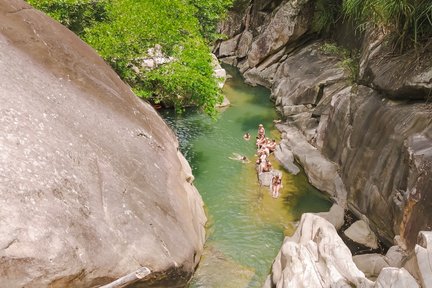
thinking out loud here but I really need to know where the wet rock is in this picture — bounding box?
[189,244,255,288]
[258,170,282,187]
[272,42,347,108]
[0,1,205,286]
[344,220,379,249]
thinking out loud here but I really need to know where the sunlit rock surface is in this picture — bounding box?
[0,1,205,287]
[265,213,374,288]
[344,220,379,249]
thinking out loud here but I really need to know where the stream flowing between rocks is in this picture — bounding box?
[160,66,332,287]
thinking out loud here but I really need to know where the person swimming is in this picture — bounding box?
[243,132,251,141]
[229,152,250,163]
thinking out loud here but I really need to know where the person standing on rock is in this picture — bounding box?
[257,124,265,138]
[271,174,282,198]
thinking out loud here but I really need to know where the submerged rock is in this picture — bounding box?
[0,1,205,286]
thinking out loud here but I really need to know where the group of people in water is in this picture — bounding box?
[243,124,282,198]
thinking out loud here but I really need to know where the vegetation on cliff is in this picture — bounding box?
[313,0,432,52]
[27,0,232,116]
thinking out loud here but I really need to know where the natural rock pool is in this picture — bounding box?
[160,67,332,287]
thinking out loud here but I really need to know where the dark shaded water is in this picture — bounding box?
[160,67,331,287]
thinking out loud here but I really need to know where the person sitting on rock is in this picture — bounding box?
[257,124,265,138]
[258,145,270,157]
[267,139,277,153]
[262,161,272,173]
[271,174,282,198]
[256,135,267,149]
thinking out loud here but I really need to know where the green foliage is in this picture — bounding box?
[28,0,226,116]
[26,0,109,36]
[320,42,359,83]
[85,0,223,116]
[190,0,234,41]
[342,0,432,51]
[312,0,342,34]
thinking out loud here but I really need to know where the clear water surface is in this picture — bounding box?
[160,67,331,287]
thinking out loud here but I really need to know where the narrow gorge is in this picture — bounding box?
[1,0,432,287]
[214,0,432,286]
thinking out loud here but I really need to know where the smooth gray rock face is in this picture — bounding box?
[274,140,300,175]
[360,28,432,100]
[0,1,206,287]
[247,0,313,68]
[322,86,432,247]
[276,124,347,207]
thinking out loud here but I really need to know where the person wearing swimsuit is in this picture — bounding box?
[271,174,282,198]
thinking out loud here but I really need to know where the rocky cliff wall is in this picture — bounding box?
[215,0,432,250]
[0,0,205,287]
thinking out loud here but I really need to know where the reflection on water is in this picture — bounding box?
[159,66,331,287]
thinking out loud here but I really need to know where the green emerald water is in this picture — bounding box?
[160,66,331,287]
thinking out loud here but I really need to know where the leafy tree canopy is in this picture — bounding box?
[27,0,233,117]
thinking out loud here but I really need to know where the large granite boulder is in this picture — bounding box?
[265,213,374,288]
[0,1,206,287]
